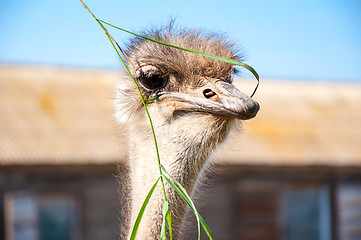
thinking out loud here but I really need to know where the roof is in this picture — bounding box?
[1,65,360,167]
[0,65,126,165]
[217,79,361,166]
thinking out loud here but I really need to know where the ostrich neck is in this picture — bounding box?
[126,115,229,239]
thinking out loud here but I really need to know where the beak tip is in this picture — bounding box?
[251,101,260,114]
[243,100,260,119]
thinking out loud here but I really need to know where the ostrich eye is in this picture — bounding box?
[136,65,168,90]
[139,74,168,90]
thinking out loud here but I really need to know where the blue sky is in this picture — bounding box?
[0,0,360,81]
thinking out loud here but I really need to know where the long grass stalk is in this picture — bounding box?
[80,1,259,239]
[79,1,169,238]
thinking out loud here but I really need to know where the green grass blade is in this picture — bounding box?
[161,172,214,240]
[161,166,214,240]
[161,201,168,240]
[161,174,198,235]
[161,201,173,240]
[166,208,173,240]
[129,177,161,240]
[98,19,259,97]
[160,167,201,239]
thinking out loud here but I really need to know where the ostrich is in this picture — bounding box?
[114,25,259,239]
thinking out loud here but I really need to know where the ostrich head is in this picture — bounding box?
[115,25,259,130]
[114,24,259,239]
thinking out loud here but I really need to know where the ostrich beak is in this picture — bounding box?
[157,80,259,120]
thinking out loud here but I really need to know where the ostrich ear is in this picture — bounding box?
[113,77,141,124]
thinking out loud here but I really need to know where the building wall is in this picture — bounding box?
[186,165,361,240]
[0,165,121,240]
[1,164,361,240]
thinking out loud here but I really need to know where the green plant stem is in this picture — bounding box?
[80,2,259,239]
[79,0,168,210]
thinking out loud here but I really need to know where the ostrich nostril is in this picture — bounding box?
[203,89,217,99]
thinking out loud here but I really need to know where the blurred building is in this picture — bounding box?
[0,65,360,240]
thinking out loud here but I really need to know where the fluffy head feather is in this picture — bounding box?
[114,24,250,125]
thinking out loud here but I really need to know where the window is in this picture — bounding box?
[338,184,361,240]
[281,186,331,240]
[4,191,82,240]
[236,180,332,240]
